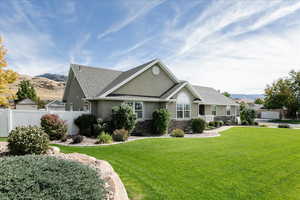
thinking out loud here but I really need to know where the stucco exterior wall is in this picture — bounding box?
[113,64,175,97]
[65,75,85,111]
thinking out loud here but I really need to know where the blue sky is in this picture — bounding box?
[1,0,300,94]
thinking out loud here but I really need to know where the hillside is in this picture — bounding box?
[8,74,65,101]
[36,73,68,82]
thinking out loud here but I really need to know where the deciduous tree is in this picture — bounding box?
[0,36,18,107]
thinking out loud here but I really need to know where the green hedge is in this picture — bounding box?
[0,155,105,199]
[152,109,171,135]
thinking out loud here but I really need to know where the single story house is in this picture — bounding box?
[63,59,239,133]
[15,98,38,110]
[45,100,66,111]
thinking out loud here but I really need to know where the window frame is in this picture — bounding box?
[124,101,144,120]
[176,103,191,120]
[226,105,231,116]
[212,105,217,116]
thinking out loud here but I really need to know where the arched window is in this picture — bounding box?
[176,91,191,119]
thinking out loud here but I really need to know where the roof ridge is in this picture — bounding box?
[71,63,122,73]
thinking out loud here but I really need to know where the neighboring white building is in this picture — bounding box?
[45,100,66,111]
[15,98,38,110]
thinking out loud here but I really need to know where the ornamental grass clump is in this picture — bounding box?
[0,155,105,199]
[171,128,185,137]
[8,126,49,155]
[112,129,129,141]
[97,132,113,144]
[41,114,67,140]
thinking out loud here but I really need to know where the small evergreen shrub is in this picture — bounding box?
[191,118,206,133]
[72,135,84,144]
[74,114,97,137]
[112,129,129,141]
[254,122,259,126]
[171,129,185,137]
[278,124,290,128]
[242,121,249,125]
[97,132,113,144]
[240,108,256,125]
[111,104,136,133]
[260,124,268,128]
[218,121,224,126]
[152,109,171,135]
[0,155,105,199]
[93,119,110,134]
[208,121,215,127]
[8,126,49,155]
[41,114,67,140]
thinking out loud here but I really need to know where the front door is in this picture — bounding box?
[199,104,205,116]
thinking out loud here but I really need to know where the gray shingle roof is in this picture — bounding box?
[71,64,122,98]
[192,85,238,105]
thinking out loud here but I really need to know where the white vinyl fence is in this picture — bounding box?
[0,109,89,137]
[261,111,280,119]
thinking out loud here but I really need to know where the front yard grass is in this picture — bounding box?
[0,137,7,142]
[56,127,300,200]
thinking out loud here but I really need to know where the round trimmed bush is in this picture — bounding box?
[97,132,113,144]
[0,155,105,199]
[8,126,49,155]
[74,114,97,137]
[171,129,185,137]
[112,129,129,141]
[41,114,67,140]
[72,135,84,144]
[152,109,171,135]
[191,118,206,133]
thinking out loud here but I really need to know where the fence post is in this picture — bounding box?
[7,109,13,132]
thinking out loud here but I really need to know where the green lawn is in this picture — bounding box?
[57,127,300,200]
[0,137,7,142]
[270,119,300,124]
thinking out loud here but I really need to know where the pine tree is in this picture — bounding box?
[16,80,37,101]
[0,36,18,107]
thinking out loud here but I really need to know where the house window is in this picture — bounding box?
[176,103,191,119]
[212,105,217,116]
[226,106,231,116]
[125,102,143,119]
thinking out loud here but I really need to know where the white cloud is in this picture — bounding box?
[97,0,166,39]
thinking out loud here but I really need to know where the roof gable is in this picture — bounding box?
[98,59,179,97]
[192,85,238,105]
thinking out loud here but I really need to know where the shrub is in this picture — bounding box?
[72,135,84,144]
[41,114,67,140]
[254,122,259,126]
[152,109,171,135]
[278,124,290,128]
[218,121,224,126]
[8,126,49,155]
[241,121,249,125]
[171,129,185,137]
[208,121,215,127]
[191,118,206,133]
[0,155,105,199]
[97,132,113,144]
[111,104,136,133]
[240,108,256,125]
[260,124,268,128]
[93,119,110,134]
[74,114,97,137]
[112,129,129,141]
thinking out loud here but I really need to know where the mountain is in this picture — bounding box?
[231,94,264,100]
[8,74,65,101]
[36,73,68,82]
